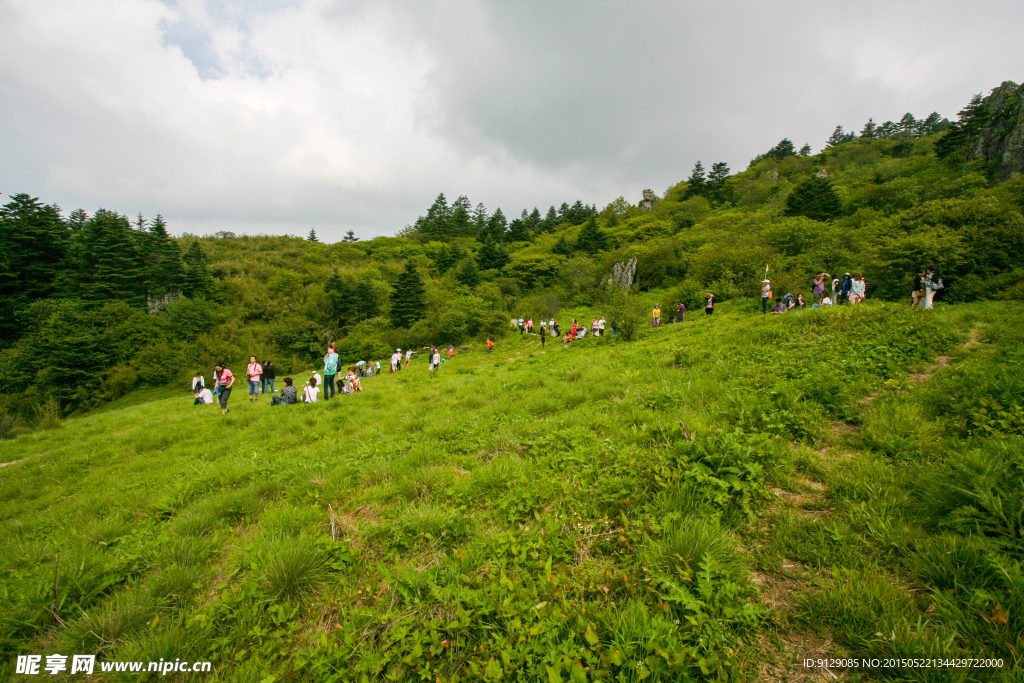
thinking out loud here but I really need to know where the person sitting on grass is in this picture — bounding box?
[770,298,786,314]
[346,365,362,392]
[302,377,319,403]
[194,386,213,405]
[272,377,298,405]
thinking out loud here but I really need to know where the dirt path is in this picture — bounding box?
[753,328,983,680]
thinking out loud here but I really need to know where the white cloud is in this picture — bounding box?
[1,0,1022,241]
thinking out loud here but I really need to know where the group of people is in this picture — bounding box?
[912,268,943,309]
[655,294,715,326]
[762,272,869,314]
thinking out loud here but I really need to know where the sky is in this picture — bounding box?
[1,1,1022,242]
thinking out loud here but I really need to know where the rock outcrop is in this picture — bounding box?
[640,189,660,212]
[967,81,1024,182]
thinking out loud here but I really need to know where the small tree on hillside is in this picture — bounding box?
[390,262,426,328]
[784,176,843,222]
[684,161,706,197]
[825,125,856,148]
[343,230,359,242]
[308,228,319,243]
[860,118,878,139]
[575,217,608,254]
[455,257,481,288]
[799,143,812,156]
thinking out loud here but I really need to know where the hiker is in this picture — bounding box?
[913,270,929,309]
[211,366,222,397]
[486,338,494,354]
[323,345,339,400]
[404,348,413,367]
[761,279,772,314]
[839,273,852,304]
[598,317,606,335]
[448,345,454,360]
[923,267,942,309]
[391,349,401,372]
[820,294,833,306]
[831,275,840,302]
[246,356,262,402]
[527,318,533,333]
[576,325,588,339]
[676,301,685,323]
[652,305,661,327]
[797,294,806,310]
[194,385,213,405]
[302,377,319,403]
[813,273,826,303]
[592,318,600,335]
[770,298,786,314]
[850,274,866,304]
[192,371,205,393]
[431,347,441,371]
[783,293,795,310]
[571,319,578,339]
[705,293,714,315]
[215,363,234,415]
[272,377,298,405]
[540,321,547,346]
[346,365,363,392]
[262,360,276,394]
[518,317,525,335]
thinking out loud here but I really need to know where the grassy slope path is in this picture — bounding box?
[1,302,1021,682]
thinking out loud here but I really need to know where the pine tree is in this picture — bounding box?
[707,162,730,201]
[551,236,573,256]
[75,209,146,306]
[799,143,812,156]
[142,214,185,298]
[936,94,988,161]
[67,208,89,232]
[768,139,796,160]
[473,203,489,235]
[477,238,509,271]
[684,161,707,198]
[899,113,917,136]
[877,121,898,138]
[434,243,463,274]
[506,210,530,242]
[343,230,359,242]
[825,125,855,148]
[351,277,381,321]
[325,273,356,328]
[527,208,542,234]
[390,262,426,328]
[784,176,843,222]
[416,193,451,242]
[308,228,319,243]
[860,118,878,139]
[557,202,571,224]
[0,194,70,343]
[542,205,558,231]
[484,207,507,242]
[455,257,481,288]
[576,217,608,254]
[451,195,473,237]
[182,241,214,299]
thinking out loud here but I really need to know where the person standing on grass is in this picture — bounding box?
[839,273,852,304]
[272,377,297,405]
[391,349,401,372]
[652,305,661,327]
[215,363,234,415]
[431,347,441,372]
[487,338,495,354]
[323,345,339,401]
[448,345,455,360]
[405,348,414,367]
[850,274,866,304]
[831,275,840,303]
[552,319,560,337]
[761,279,772,314]
[540,321,547,347]
[923,267,941,309]
[246,357,262,403]
[676,301,686,323]
[302,377,319,403]
[812,273,825,303]
[705,293,715,315]
[599,316,606,335]
[192,371,205,394]
[262,360,276,394]
[571,319,578,339]
[911,270,925,308]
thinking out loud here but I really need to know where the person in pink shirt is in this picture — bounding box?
[246,356,263,402]
[214,363,235,415]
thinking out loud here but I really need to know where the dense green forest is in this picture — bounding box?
[1,82,1022,422]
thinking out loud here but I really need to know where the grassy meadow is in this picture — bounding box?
[2,300,1023,682]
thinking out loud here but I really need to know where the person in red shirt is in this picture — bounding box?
[214,363,235,415]
[486,338,495,354]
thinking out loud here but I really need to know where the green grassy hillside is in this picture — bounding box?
[3,301,1022,681]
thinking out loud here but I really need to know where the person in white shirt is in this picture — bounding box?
[194,387,213,405]
[405,349,413,367]
[310,369,321,388]
[302,377,320,403]
[598,317,606,335]
[192,372,205,393]
[391,349,401,373]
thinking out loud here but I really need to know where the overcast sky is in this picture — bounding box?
[1,1,1021,241]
